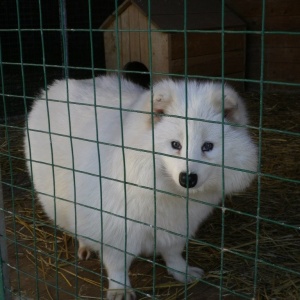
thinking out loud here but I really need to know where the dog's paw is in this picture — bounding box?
[77,246,92,260]
[107,289,136,300]
[186,266,205,282]
[171,265,204,283]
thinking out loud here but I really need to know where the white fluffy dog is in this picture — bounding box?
[24,75,257,299]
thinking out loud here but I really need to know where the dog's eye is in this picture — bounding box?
[202,142,214,152]
[171,141,182,150]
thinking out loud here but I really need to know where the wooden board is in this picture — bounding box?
[225,0,300,24]
[247,34,300,49]
[245,33,300,88]
[248,61,300,81]
[249,47,300,64]
[170,50,245,77]
[151,29,170,75]
[225,0,300,91]
[119,8,130,67]
[132,0,245,30]
[103,23,117,71]
[128,4,141,62]
[171,30,245,60]
[138,9,150,68]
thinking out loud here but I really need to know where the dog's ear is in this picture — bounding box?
[211,85,248,125]
[144,81,174,124]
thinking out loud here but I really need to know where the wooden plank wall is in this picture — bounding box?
[170,30,246,90]
[225,0,300,91]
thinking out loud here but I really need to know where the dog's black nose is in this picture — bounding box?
[179,172,198,188]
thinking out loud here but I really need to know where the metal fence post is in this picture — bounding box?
[0,168,11,300]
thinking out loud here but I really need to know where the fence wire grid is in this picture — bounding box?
[1,0,300,300]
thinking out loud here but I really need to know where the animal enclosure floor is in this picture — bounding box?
[2,162,235,300]
[1,91,300,299]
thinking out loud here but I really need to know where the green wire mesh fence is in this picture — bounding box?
[1,0,300,299]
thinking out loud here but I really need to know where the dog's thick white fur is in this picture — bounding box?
[24,75,257,299]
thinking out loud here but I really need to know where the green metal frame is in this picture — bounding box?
[0,0,300,299]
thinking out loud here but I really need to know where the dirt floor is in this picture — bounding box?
[1,89,300,299]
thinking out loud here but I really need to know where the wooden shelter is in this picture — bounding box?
[101,0,246,84]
